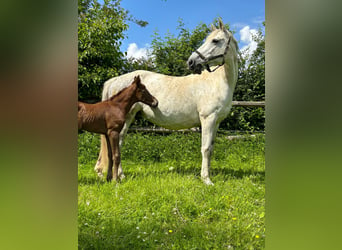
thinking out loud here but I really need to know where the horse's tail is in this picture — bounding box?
[102,80,112,101]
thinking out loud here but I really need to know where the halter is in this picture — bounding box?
[194,35,231,72]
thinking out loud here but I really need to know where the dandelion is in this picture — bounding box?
[169,230,173,233]
[255,234,260,239]
[232,217,237,221]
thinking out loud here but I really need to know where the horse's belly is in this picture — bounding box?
[141,105,200,130]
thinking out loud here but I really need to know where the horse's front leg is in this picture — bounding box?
[200,114,219,185]
[108,130,120,182]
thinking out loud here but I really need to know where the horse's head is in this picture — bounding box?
[133,75,158,108]
[187,19,236,74]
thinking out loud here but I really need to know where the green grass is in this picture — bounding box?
[78,131,265,249]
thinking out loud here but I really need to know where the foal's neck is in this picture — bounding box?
[109,86,137,114]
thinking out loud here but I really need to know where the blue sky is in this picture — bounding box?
[119,0,265,59]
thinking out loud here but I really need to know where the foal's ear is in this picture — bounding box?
[134,75,141,84]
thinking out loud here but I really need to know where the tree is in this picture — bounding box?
[78,0,129,101]
[223,24,265,131]
[150,18,231,76]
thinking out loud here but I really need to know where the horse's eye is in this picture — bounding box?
[212,39,220,44]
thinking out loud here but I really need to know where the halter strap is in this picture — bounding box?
[194,35,231,72]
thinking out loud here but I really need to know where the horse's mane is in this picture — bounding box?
[225,29,239,51]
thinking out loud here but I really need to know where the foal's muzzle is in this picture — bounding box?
[151,98,158,108]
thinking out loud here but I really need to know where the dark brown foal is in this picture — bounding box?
[78,75,158,182]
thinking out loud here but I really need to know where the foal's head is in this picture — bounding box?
[133,75,158,108]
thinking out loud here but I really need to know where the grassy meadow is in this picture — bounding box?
[78,131,265,249]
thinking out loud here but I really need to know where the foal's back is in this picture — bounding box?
[78,101,122,134]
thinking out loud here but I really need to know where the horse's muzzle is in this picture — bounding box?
[187,58,203,74]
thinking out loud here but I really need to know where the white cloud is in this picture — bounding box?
[239,26,259,59]
[126,43,151,60]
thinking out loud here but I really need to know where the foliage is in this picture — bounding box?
[78,131,265,249]
[78,0,128,100]
[226,25,265,131]
[78,0,149,101]
[150,19,207,76]
[149,18,233,76]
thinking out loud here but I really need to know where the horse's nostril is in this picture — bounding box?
[188,59,194,67]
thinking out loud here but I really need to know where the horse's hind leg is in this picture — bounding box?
[200,114,219,185]
[94,135,108,178]
[117,106,140,180]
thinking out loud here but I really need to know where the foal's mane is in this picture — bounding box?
[108,78,138,101]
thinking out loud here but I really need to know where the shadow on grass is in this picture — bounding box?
[78,164,265,186]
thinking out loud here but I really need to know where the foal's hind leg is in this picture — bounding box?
[108,130,120,182]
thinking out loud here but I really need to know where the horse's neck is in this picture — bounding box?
[222,50,238,88]
[109,87,137,115]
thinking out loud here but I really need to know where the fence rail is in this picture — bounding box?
[232,101,265,107]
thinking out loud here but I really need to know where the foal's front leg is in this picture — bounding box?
[105,134,113,182]
[108,130,120,182]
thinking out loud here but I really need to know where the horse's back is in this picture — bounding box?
[102,69,232,130]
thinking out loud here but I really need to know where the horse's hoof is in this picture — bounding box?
[95,170,104,178]
[202,178,214,186]
[119,173,126,181]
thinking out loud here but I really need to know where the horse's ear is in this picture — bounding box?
[211,24,217,31]
[219,18,225,30]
